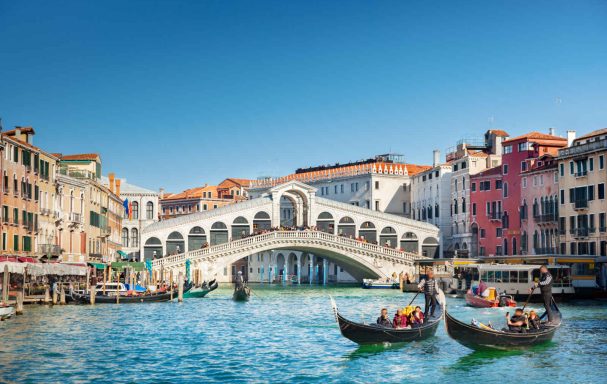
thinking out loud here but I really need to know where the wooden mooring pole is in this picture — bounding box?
[1,264,8,304]
[15,292,24,315]
[170,270,174,301]
[178,272,184,303]
[60,285,66,305]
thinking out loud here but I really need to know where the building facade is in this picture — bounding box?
[470,166,503,256]
[557,128,607,257]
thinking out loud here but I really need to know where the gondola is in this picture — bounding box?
[71,282,193,304]
[445,299,561,350]
[184,279,219,298]
[232,285,251,302]
[330,296,443,344]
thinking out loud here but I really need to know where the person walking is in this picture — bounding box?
[417,269,440,319]
[530,265,554,323]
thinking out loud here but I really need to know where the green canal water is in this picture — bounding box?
[1,286,606,383]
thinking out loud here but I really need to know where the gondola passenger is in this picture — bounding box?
[393,309,408,328]
[376,308,392,327]
[505,308,526,333]
[528,310,541,330]
[411,306,424,325]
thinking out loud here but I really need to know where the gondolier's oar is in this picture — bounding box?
[407,291,420,306]
[522,286,535,311]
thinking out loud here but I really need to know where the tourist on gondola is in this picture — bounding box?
[505,308,526,333]
[417,269,440,319]
[530,265,554,323]
[376,308,392,327]
[411,306,424,325]
[528,310,541,330]
[392,309,408,328]
[235,271,244,290]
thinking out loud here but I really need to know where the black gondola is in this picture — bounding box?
[233,285,251,302]
[330,297,442,344]
[71,282,193,304]
[445,300,562,350]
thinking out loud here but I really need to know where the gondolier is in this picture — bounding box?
[530,265,554,323]
[417,269,440,319]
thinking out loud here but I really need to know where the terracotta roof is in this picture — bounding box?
[471,166,502,178]
[59,153,100,161]
[488,129,509,137]
[161,185,219,201]
[502,131,567,145]
[405,164,432,175]
[467,150,489,158]
[1,132,41,152]
[3,126,36,136]
[218,178,252,188]
[575,128,607,142]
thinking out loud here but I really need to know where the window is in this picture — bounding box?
[503,164,508,174]
[131,228,139,247]
[560,163,564,177]
[480,229,486,238]
[496,228,503,237]
[495,180,502,189]
[522,177,527,188]
[471,183,476,192]
[570,161,574,175]
[521,161,528,172]
[375,201,380,211]
[340,184,344,194]
[462,197,466,213]
[518,142,530,152]
[122,228,129,247]
[599,183,605,200]
[146,202,154,219]
[13,234,19,251]
[503,182,508,198]
[472,203,477,216]
[334,185,338,194]
[560,189,565,205]
[461,161,467,169]
[503,145,512,154]
[375,181,379,190]
[132,202,139,219]
[600,155,605,170]
[589,158,594,172]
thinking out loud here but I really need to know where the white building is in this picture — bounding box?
[411,149,453,254]
[102,174,159,261]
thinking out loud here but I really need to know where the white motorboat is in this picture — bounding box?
[0,305,15,320]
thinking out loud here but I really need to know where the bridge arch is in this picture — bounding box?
[232,216,250,240]
[380,226,397,248]
[422,237,440,258]
[400,232,418,253]
[166,231,184,255]
[210,222,228,245]
[144,237,162,260]
[271,181,317,227]
[253,211,271,232]
[317,212,335,234]
[337,216,355,237]
[188,226,206,251]
[359,221,377,243]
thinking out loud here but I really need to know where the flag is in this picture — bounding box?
[123,198,129,217]
[128,201,133,220]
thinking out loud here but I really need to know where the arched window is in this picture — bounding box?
[462,197,466,213]
[503,182,509,198]
[132,201,139,219]
[146,202,154,219]
[131,228,139,247]
[122,228,129,247]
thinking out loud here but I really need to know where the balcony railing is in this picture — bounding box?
[559,137,607,158]
[536,214,558,223]
[570,228,589,237]
[574,199,588,209]
[488,211,503,221]
[26,221,39,233]
[38,244,61,256]
[574,170,587,178]
[69,212,83,224]
[600,226,607,233]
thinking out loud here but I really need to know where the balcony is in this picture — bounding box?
[574,170,587,178]
[559,137,607,158]
[40,208,52,216]
[101,227,111,237]
[536,214,558,223]
[59,167,97,180]
[574,199,588,210]
[26,221,39,233]
[570,228,589,238]
[534,247,558,255]
[488,211,503,221]
[600,226,607,233]
[38,244,61,256]
[69,212,83,224]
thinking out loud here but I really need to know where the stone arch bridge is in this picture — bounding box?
[142,181,440,282]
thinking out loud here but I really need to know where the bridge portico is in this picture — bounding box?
[142,181,440,282]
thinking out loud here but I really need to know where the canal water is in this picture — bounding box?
[1,286,606,383]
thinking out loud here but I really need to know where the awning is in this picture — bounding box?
[110,262,145,272]
[1,261,87,276]
[117,250,129,259]
[87,262,106,269]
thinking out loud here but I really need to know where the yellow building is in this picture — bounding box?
[557,128,607,257]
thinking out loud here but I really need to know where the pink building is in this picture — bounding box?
[520,154,560,255]
[470,166,503,256]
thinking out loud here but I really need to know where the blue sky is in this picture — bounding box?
[1,0,606,192]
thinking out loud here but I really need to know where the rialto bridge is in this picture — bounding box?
[141,181,440,283]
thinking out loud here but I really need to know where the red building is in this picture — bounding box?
[470,131,567,256]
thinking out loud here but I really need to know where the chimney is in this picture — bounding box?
[548,127,556,136]
[159,188,165,199]
[567,130,576,147]
[432,149,440,167]
[15,127,21,141]
[115,179,121,196]
[108,173,115,194]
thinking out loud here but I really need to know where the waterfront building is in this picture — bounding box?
[249,154,430,219]
[0,127,44,258]
[37,150,61,260]
[55,172,87,262]
[469,166,503,256]
[446,130,507,257]
[410,150,453,253]
[520,154,560,255]
[160,178,250,221]
[101,174,159,261]
[56,153,123,263]
[557,128,607,258]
